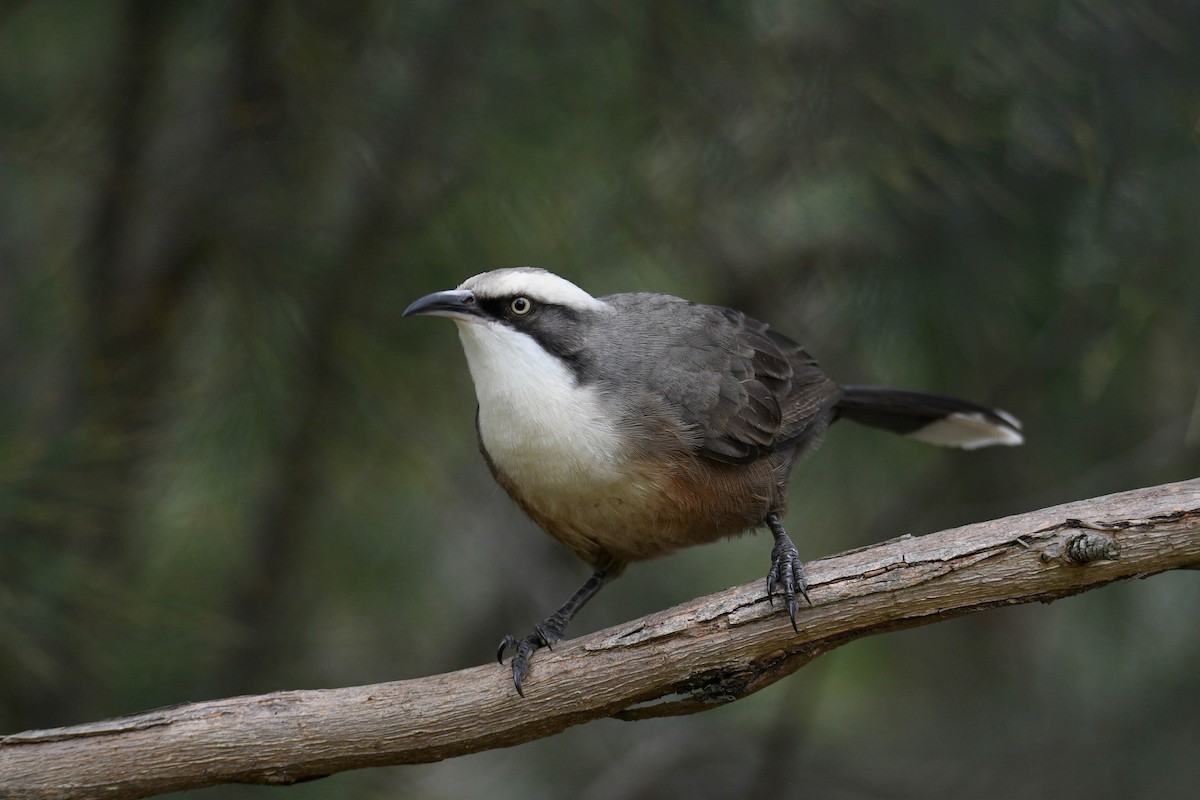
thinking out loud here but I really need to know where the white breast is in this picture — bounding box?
[455,321,626,494]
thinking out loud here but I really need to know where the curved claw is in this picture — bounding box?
[493,569,611,697]
[532,624,554,650]
[496,634,519,664]
[504,634,548,697]
[510,638,537,697]
[764,521,811,632]
[496,627,562,696]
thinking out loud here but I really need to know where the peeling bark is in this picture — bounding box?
[2,478,1198,800]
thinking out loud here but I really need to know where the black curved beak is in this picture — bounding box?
[403,289,481,322]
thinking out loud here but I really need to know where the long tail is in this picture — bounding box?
[834,385,1023,450]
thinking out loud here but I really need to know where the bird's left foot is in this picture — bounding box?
[764,512,811,631]
[496,621,564,697]
[493,570,612,697]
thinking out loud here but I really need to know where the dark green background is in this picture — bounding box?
[2,2,1198,798]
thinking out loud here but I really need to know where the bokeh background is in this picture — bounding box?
[3,1,1199,798]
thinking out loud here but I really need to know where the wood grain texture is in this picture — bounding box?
[3,478,1198,799]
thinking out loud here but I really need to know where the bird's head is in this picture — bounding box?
[403,267,605,327]
[405,267,610,399]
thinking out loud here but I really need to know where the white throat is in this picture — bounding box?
[454,321,625,490]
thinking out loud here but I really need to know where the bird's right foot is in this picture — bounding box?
[764,512,811,631]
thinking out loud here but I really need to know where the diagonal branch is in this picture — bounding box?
[3,478,1198,800]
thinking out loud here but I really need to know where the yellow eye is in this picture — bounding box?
[510,297,532,315]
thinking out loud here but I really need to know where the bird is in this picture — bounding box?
[405,267,1022,695]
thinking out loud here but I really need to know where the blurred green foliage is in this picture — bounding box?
[1,1,1198,798]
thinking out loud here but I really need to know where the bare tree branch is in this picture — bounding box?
[3,478,1198,800]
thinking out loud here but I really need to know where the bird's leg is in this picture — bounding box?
[497,569,611,696]
[764,512,811,631]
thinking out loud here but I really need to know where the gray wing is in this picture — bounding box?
[599,295,840,465]
[693,308,839,464]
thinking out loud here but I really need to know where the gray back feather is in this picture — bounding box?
[580,293,840,465]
